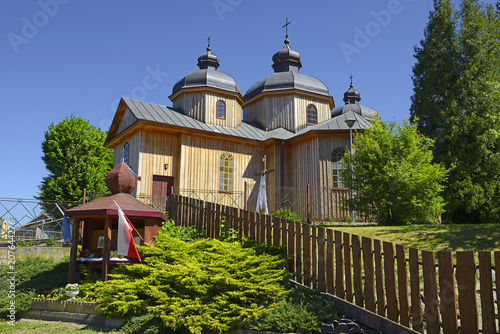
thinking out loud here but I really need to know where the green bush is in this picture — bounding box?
[272,208,303,222]
[86,233,289,334]
[121,313,173,334]
[252,285,339,333]
[161,220,206,242]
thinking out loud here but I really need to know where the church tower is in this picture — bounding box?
[169,40,244,127]
[242,25,334,133]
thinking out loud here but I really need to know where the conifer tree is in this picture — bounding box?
[411,0,500,223]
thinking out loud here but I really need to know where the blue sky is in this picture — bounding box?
[1,0,496,200]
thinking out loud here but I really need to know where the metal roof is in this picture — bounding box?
[120,97,372,143]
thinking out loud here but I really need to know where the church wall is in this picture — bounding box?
[293,96,331,132]
[178,134,264,208]
[172,91,242,127]
[243,95,294,131]
[243,94,331,132]
[112,131,141,197]
[136,130,181,199]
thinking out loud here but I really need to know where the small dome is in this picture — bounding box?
[105,163,136,194]
[244,39,330,100]
[272,39,302,73]
[172,46,242,96]
[331,80,377,118]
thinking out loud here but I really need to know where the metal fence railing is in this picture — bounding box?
[0,198,80,242]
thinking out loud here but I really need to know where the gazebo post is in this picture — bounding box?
[101,215,112,281]
[68,217,81,283]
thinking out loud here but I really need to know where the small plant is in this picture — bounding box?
[65,283,79,291]
[160,220,206,242]
[218,216,238,241]
[79,248,102,259]
[271,208,303,222]
[17,239,35,247]
[46,237,58,247]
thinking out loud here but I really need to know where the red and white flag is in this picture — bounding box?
[117,206,141,262]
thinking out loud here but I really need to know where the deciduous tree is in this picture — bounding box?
[38,115,113,202]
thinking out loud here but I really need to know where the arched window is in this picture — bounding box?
[331,148,345,188]
[216,100,226,119]
[123,142,129,165]
[307,104,317,125]
[219,153,233,192]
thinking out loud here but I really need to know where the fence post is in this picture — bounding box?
[303,224,311,288]
[335,230,344,299]
[344,233,353,303]
[478,251,495,334]
[295,221,302,284]
[409,247,422,332]
[422,250,439,334]
[374,239,385,317]
[326,229,335,295]
[438,251,458,334]
[317,227,326,292]
[352,234,363,307]
[495,251,500,333]
[383,241,398,323]
[456,251,478,333]
[362,237,375,313]
[396,244,409,327]
[307,184,311,223]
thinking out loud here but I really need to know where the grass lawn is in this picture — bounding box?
[319,223,500,253]
[0,319,119,334]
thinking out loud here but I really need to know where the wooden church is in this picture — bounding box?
[104,33,377,219]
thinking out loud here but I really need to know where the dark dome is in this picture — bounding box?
[244,39,330,100]
[244,72,330,100]
[172,47,242,96]
[331,104,378,118]
[331,80,377,118]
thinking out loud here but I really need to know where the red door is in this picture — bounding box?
[151,175,174,211]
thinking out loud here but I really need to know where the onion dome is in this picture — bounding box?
[172,45,242,96]
[244,39,330,101]
[105,163,136,194]
[331,79,377,118]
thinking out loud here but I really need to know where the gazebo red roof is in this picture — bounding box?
[65,192,168,220]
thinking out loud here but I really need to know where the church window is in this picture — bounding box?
[219,153,233,192]
[216,100,226,119]
[332,148,345,188]
[307,104,317,125]
[123,142,129,165]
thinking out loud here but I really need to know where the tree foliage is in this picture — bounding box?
[83,232,288,334]
[410,0,500,223]
[344,119,448,225]
[38,115,113,202]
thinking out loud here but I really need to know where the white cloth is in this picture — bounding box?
[256,174,268,215]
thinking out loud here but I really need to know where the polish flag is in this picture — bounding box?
[117,207,141,262]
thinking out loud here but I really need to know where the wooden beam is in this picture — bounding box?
[67,217,80,284]
[101,215,112,282]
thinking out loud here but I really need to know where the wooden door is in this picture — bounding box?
[152,175,174,211]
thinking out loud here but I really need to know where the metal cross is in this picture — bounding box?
[350,74,354,85]
[282,18,292,39]
[207,36,211,48]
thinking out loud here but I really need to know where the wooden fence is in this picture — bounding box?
[170,194,499,334]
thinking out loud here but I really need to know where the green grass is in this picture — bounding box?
[0,319,119,333]
[319,223,500,253]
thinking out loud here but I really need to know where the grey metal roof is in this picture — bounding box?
[120,97,372,143]
[331,103,378,118]
[244,71,331,100]
[172,69,242,96]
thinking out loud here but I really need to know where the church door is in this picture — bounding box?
[151,175,174,211]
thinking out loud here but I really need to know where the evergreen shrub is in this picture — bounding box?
[86,229,289,334]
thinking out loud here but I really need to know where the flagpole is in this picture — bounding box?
[113,200,144,241]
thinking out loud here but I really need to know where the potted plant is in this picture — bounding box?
[65,283,80,299]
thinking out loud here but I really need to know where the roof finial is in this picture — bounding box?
[282,18,291,44]
[350,74,354,87]
[207,36,211,51]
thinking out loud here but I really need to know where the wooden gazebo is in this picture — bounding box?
[65,163,167,282]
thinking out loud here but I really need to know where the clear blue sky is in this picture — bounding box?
[1,0,496,200]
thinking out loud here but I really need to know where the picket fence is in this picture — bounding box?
[169,194,499,334]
